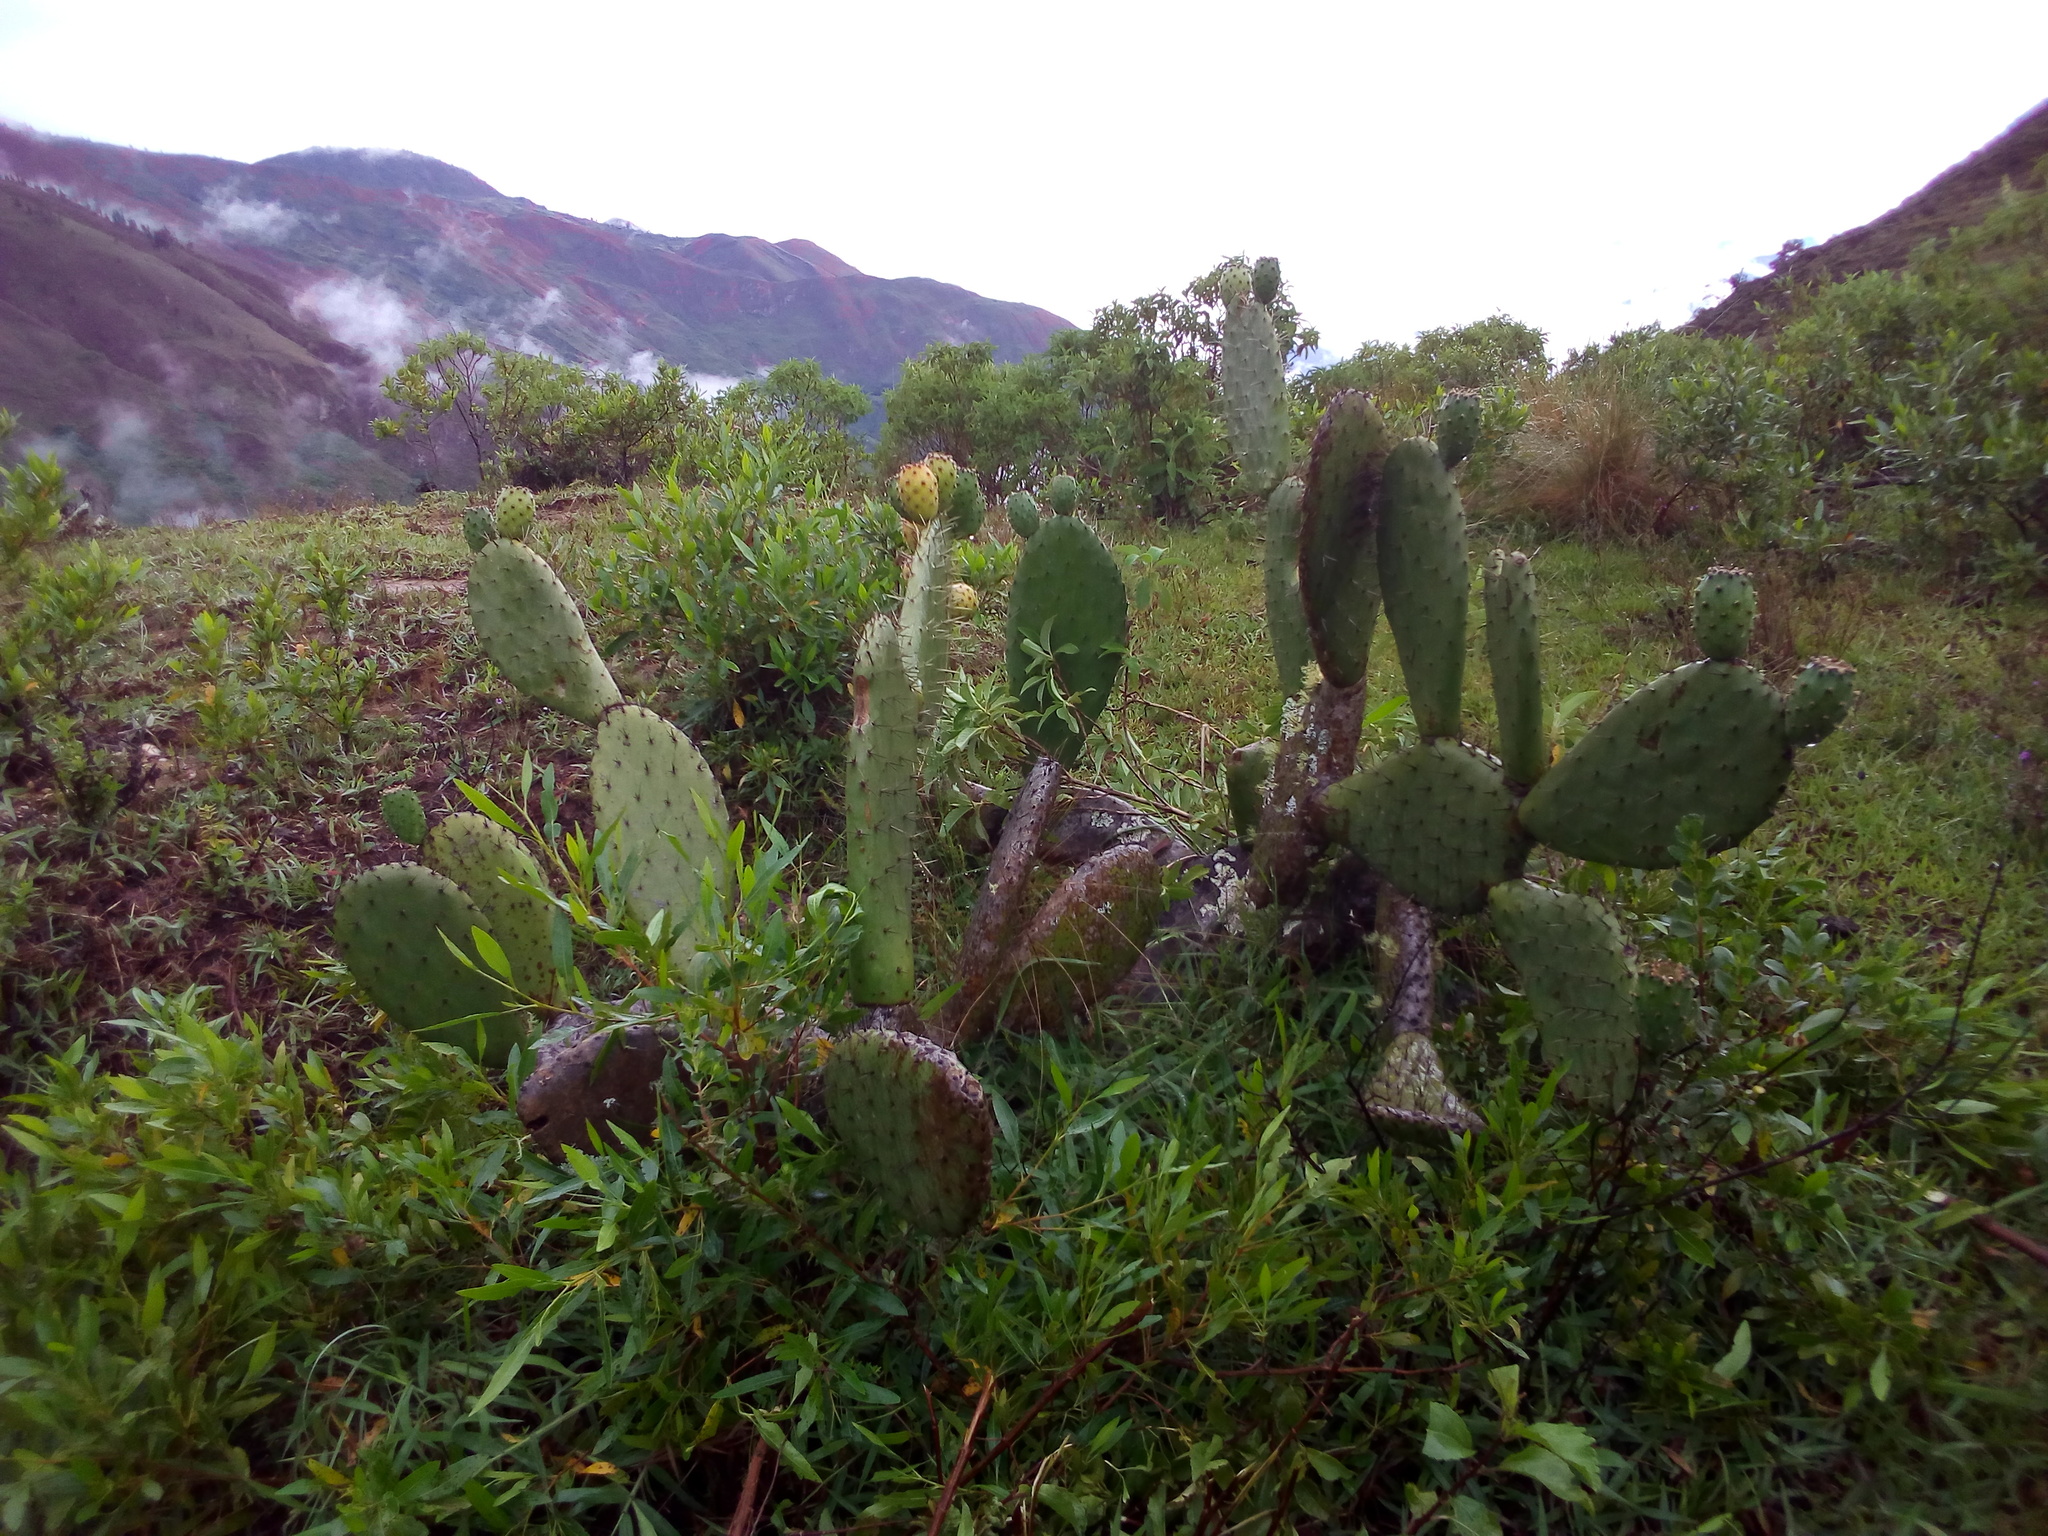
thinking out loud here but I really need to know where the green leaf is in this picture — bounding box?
[750,1414,821,1482]
[1502,1447,1591,1506]
[1486,1364,1520,1423]
[1711,1320,1752,1382]
[1519,1420,1601,1484]
[1446,1494,1504,1536]
[471,926,513,982]
[1301,1447,1346,1482]
[1869,1348,1892,1402]
[1422,1402,1475,1461]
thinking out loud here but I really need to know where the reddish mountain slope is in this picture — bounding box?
[1690,98,2048,338]
[0,124,1072,517]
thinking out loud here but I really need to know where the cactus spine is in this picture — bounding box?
[846,616,918,1007]
[1785,656,1855,745]
[462,504,496,554]
[1044,475,1081,517]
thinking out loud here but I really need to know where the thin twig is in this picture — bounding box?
[727,1432,770,1536]
[925,1374,997,1536]
[1972,1215,2048,1271]
[961,1329,1133,1484]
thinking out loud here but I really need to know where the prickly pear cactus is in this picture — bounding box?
[1003,844,1164,1031]
[495,486,537,542]
[847,617,918,1008]
[923,455,960,511]
[896,462,940,524]
[1692,567,1757,662]
[1488,879,1637,1109]
[1044,475,1081,517]
[592,704,729,950]
[1251,256,1281,306]
[1517,661,1793,869]
[1376,438,1469,740]
[1785,656,1855,746]
[468,540,622,722]
[1435,392,1483,470]
[333,864,527,1065]
[1362,1032,1484,1133]
[1634,956,1699,1057]
[425,811,556,1002]
[380,787,427,846]
[1297,391,1391,689]
[1263,477,1312,698]
[1005,490,1041,541]
[1326,740,1527,916]
[463,505,497,554]
[946,470,986,538]
[1220,262,1290,496]
[1482,550,1547,787]
[1006,516,1128,765]
[825,1028,994,1240]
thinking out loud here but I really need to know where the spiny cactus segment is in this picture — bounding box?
[1375,438,1469,740]
[1005,490,1041,541]
[468,539,622,722]
[1263,477,1312,698]
[846,616,918,1008]
[495,486,537,541]
[380,787,427,846]
[896,460,941,524]
[1488,880,1638,1109]
[1044,475,1081,517]
[1006,515,1129,765]
[1296,391,1390,690]
[462,504,496,554]
[1482,551,1547,788]
[1226,740,1275,846]
[1220,257,1290,497]
[1692,566,1757,662]
[1002,844,1165,1032]
[1326,739,1527,916]
[592,704,729,953]
[425,811,556,1003]
[1785,656,1855,746]
[1435,392,1483,470]
[898,520,953,733]
[1251,255,1281,306]
[824,1028,994,1240]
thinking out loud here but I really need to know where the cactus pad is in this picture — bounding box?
[923,454,959,509]
[1376,438,1470,739]
[1435,392,1483,470]
[825,1028,993,1239]
[1005,490,1041,540]
[1361,1033,1483,1133]
[1251,256,1281,306]
[425,811,555,1003]
[1326,740,1526,915]
[462,505,496,553]
[1227,740,1275,846]
[380,787,427,846]
[1263,477,1313,698]
[494,486,537,541]
[1691,566,1756,662]
[1006,516,1128,764]
[847,617,918,1007]
[1517,661,1793,868]
[899,519,953,716]
[467,540,621,722]
[1488,880,1637,1108]
[1483,550,1547,787]
[946,471,986,538]
[1785,656,1855,745]
[1045,474,1081,516]
[1004,844,1164,1031]
[1297,391,1392,689]
[1219,262,1251,306]
[1634,956,1699,1057]
[333,863,526,1065]
[592,705,728,950]
[896,462,940,523]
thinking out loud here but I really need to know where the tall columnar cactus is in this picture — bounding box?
[846,616,918,1008]
[332,864,528,1066]
[468,539,622,722]
[1219,258,1290,497]
[1006,515,1129,765]
[425,811,556,1002]
[592,704,730,952]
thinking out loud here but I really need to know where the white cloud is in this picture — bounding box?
[623,349,659,386]
[291,275,424,373]
[201,187,298,243]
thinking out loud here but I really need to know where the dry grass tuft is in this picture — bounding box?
[1492,376,1677,540]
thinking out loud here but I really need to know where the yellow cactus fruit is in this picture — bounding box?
[946,582,979,619]
[923,454,960,509]
[896,461,940,524]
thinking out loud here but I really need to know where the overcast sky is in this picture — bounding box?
[3,0,2045,363]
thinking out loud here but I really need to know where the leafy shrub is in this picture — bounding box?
[592,440,899,817]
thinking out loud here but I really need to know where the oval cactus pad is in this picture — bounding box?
[825,1028,994,1240]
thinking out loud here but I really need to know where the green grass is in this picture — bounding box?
[1,493,2043,1533]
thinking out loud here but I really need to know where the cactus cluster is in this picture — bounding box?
[1247,388,1858,1117]
[894,453,985,537]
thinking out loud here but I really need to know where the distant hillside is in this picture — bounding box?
[1690,98,2048,339]
[0,124,1073,518]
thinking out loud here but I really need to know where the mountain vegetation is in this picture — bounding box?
[0,109,2043,1536]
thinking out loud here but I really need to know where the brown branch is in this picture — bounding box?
[961,1329,1133,1485]
[1972,1215,2048,1271]
[727,1432,770,1536]
[925,1374,996,1536]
